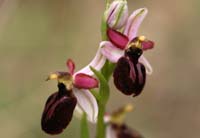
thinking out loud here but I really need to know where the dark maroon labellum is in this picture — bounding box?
[111,123,144,138]
[113,47,146,97]
[41,83,77,135]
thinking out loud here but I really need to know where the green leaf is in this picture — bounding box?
[80,113,89,138]
[90,66,109,105]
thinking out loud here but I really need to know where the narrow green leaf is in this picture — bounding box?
[80,113,89,138]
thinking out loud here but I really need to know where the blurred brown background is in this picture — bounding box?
[0,0,199,137]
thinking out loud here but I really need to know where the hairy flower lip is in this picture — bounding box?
[113,56,146,97]
[41,83,77,135]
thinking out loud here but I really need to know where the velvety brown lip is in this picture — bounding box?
[41,83,77,135]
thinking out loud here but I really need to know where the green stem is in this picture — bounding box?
[81,113,89,138]
[96,103,106,138]
[95,0,112,137]
[94,63,115,138]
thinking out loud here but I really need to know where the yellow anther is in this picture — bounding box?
[124,104,134,112]
[46,73,58,81]
[138,35,146,41]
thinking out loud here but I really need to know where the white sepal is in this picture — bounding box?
[73,88,98,123]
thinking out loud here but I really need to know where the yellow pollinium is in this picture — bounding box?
[138,35,146,41]
[46,73,58,80]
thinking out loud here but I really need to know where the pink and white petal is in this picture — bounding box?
[100,41,124,63]
[106,0,119,27]
[106,125,117,138]
[75,47,106,76]
[73,88,98,123]
[74,105,83,120]
[124,8,148,41]
[106,0,128,29]
[107,28,129,49]
[66,59,75,75]
[141,40,154,51]
[139,55,153,75]
[74,73,99,89]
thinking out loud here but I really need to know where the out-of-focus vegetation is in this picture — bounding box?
[0,0,199,138]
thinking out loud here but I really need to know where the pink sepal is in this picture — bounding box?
[66,59,75,75]
[124,8,148,41]
[74,73,99,89]
[141,40,154,50]
[107,28,129,50]
[100,41,124,63]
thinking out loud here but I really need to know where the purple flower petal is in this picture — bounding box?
[141,40,154,50]
[107,28,129,49]
[66,59,75,75]
[100,41,124,63]
[124,8,148,41]
[74,73,99,89]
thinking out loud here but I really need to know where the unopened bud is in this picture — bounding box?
[105,0,128,29]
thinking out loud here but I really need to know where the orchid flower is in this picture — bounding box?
[105,104,144,138]
[106,123,144,138]
[101,8,154,75]
[41,59,99,135]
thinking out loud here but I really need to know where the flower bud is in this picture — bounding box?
[41,83,77,135]
[105,0,128,29]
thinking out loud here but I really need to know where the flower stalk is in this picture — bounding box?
[90,66,110,138]
[81,113,90,138]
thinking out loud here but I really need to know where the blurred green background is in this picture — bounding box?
[0,0,199,137]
